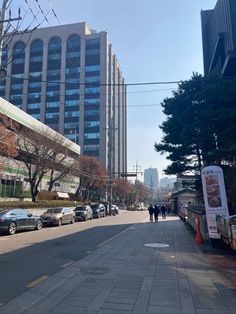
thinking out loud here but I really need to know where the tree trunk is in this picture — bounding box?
[30,183,37,203]
[48,170,54,192]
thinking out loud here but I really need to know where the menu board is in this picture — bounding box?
[201,166,229,238]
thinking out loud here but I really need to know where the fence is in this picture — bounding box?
[187,204,209,240]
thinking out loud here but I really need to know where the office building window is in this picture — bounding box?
[31,113,41,120]
[46,101,60,108]
[27,40,43,109]
[46,36,61,134]
[28,103,40,110]
[65,34,81,129]
[64,111,80,118]
[10,41,25,106]
[84,133,100,139]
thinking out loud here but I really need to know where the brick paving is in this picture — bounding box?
[1,215,236,314]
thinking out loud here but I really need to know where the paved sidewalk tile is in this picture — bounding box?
[1,215,236,314]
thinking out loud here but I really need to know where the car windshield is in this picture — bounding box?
[45,208,62,214]
[75,206,86,211]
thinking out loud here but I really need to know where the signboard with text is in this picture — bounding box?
[201,165,229,239]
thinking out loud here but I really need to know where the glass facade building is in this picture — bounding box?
[0,22,127,176]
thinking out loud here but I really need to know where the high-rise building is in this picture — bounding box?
[201,0,236,76]
[144,168,159,194]
[0,22,127,177]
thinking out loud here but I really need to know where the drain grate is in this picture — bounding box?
[80,266,110,276]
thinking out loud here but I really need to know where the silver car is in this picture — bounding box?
[74,205,93,221]
[41,207,75,226]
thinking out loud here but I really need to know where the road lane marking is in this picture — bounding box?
[97,223,139,248]
[26,275,49,288]
[61,261,74,268]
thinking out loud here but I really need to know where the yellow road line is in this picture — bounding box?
[26,275,49,288]
[61,261,74,268]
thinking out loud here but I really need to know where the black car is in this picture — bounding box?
[91,203,106,218]
[0,208,43,235]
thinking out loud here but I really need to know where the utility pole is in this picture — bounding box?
[0,0,8,76]
[105,123,118,215]
[133,161,142,208]
[0,0,21,74]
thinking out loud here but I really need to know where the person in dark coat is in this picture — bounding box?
[154,204,160,222]
[148,204,154,222]
[160,204,167,219]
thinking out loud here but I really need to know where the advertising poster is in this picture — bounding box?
[201,165,229,238]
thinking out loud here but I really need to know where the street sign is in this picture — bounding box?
[120,173,137,177]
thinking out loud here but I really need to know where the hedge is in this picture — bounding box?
[0,200,83,209]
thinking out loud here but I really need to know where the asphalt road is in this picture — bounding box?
[0,210,147,305]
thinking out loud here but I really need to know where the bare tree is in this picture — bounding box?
[18,127,80,202]
[112,178,132,204]
[0,113,19,168]
[76,155,108,201]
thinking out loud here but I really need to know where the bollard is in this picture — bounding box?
[195,216,205,245]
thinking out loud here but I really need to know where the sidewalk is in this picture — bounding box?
[1,216,236,314]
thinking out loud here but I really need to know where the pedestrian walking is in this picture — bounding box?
[160,204,167,219]
[148,204,154,222]
[154,204,159,222]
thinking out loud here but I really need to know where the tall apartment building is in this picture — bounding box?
[0,22,127,177]
[144,168,159,194]
[201,0,236,76]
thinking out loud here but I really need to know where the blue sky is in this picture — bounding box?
[48,0,216,178]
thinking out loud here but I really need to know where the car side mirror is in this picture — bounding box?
[28,213,32,217]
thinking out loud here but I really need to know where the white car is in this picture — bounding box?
[111,205,119,215]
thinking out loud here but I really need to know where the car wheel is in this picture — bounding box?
[8,222,17,235]
[84,216,87,221]
[57,218,62,226]
[36,219,43,230]
[70,217,75,224]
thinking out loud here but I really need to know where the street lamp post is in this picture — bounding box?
[109,180,113,216]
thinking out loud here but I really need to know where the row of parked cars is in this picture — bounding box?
[0,203,119,235]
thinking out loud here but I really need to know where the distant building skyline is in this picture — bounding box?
[144,168,159,193]
[159,177,176,189]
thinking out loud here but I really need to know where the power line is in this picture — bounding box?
[5,73,179,86]
[5,72,236,88]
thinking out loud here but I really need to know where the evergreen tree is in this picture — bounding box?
[155,73,236,175]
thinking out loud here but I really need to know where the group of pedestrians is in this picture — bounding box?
[148,203,167,222]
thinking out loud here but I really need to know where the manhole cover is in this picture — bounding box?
[80,266,110,276]
[144,243,170,248]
